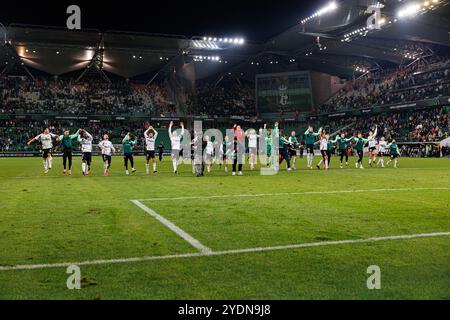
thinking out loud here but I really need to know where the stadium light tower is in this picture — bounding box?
[194,36,245,49]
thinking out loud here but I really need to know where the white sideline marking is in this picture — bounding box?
[131,200,212,254]
[1,231,449,271]
[136,187,450,201]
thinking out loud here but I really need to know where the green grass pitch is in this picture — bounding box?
[0,155,449,299]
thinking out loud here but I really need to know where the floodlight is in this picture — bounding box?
[397,3,421,18]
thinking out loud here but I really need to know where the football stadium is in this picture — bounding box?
[0,0,449,304]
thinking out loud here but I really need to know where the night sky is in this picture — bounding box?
[1,0,329,41]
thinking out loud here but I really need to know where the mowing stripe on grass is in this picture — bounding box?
[136,187,450,202]
[1,231,449,271]
[9,167,450,179]
[131,200,212,254]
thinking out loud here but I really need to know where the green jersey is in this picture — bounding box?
[59,133,79,149]
[279,136,290,148]
[354,137,368,151]
[327,141,333,151]
[388,143,399,155]
[264,125,278,153]
[265,136,272,153]
[122,135,136,154]
[333,136,352,151]
[223,141,232,156]
[304,129,319,145]
[289,136,299,145]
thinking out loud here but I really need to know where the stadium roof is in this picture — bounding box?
[1,0,449,80]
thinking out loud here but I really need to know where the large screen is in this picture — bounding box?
[256,71,313,113]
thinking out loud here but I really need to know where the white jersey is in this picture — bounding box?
[319,138,328,151]
[98,140,114,156]
[368,128,378,148]
[78,133,93,153]
[248,133,258,149]
[169,128,184,150]
[205,141,214,155]
[35,133,56,149]
[144,130,158,151]
[378,141,388,153]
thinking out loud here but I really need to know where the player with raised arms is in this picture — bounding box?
[144,125,158,174]
[316,129,329,170]
[98,134,116,176]
[353,132,369,169]
[122,132,137,175]
[304,126,321,169]
[57,129,80,175]
[78,129,93,176]
[27,128,58,174]
[168,121,184,174]
[332,133,353,169]
[367,125,378,167]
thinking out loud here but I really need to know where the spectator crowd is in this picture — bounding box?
[185,81,255,117]
[1,106,447,154]
[0,77,176,116]
[320,55,450,113]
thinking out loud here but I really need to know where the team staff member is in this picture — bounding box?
[231,124,245,176]
[158,143,164,162]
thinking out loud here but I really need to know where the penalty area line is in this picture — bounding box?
[0,231,449,271]
[131,200,212,254]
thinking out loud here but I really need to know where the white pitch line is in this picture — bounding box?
[136,187,450,202]
[0,231,449,271]
[131,200,212,254]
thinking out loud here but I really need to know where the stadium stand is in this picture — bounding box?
[0,76,176,116]
[1,105,447,154]
[320,55,450,113]
[0,21,449,157]
[185,80,255,117]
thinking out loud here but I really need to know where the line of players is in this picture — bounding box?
[26,121,401,175]
[27,125,164,176]
[300,124,401,170]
